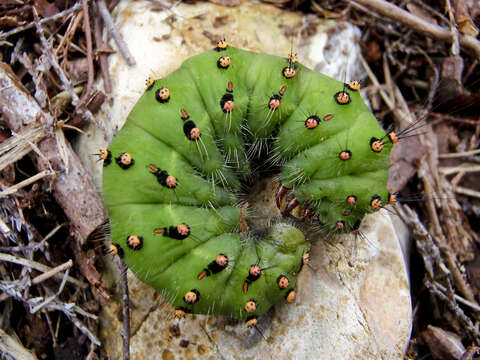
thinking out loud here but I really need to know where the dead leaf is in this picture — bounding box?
[388,135,427,193]
[421,325,466,360]
[34,0,59,18]
[453,0,479,36]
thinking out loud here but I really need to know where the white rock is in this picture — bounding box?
[75,1,412,359]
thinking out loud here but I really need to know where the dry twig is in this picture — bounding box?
[116,258,130,360]
[78,0,95,107]
[0,3,82,43]
[0,170,55,198]
[396,204,479,344]
[93,6,112,94]
[454,186,480,199]
[351,0,480,58]
[0,253,87,288]
[97,0,136,66]
[31,259,73,285]
[438,149,480,158]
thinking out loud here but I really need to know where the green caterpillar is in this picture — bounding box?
[101,40,397,328]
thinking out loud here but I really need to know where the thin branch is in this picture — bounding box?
[0,224,64,253]
[423,110,480,126]
[438,148,480,158]
[433,281,480,312]
[32,6,98,129]
[97,0,136,66]
[93,5,112,94]
[454,186,480,199]
[0,3,82,41]
[0,253,87,288]
[32,259,73,285]
[359,53,395,110]
[78,0,95,107]
[439,164,480,176]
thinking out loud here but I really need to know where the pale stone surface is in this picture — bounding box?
[75,1,413,359]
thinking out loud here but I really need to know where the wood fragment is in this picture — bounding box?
[75,249,110,301]
[406,3,437,25]
[0,124,46,172]
[452,0,479,37]
[0,327,38,360]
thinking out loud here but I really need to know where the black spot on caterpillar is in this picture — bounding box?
[102,41,396,326]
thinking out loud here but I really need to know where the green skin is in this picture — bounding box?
[103,46,391,322]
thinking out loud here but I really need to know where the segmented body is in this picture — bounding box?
[102,44,392,326]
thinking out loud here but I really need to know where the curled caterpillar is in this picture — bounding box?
[101,40,396,327]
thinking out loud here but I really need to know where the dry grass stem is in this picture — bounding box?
[78,0,95,107]
[0,3,82,43]
[0,170,55,198]
[31,259,73,285]
[438,148,480,158]
[32,7,99,132]
[439,163,480,175]
[454,186,480,199]
[0,253,87,288]
[97,0,136,66]
[433,281,480,312]
[0,125,47,172]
